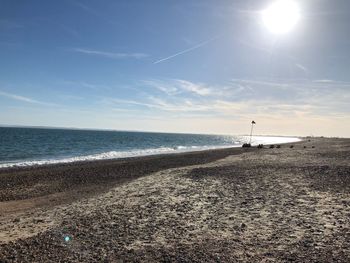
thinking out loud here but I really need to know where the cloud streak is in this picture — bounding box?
[153,36,219,64]
[73,48,149,59]
[0,90,58,106]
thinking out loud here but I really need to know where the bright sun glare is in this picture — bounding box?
[262,0,301,34]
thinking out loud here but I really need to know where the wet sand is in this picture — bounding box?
[1,138,350,262]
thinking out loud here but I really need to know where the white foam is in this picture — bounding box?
[242,136,302,146]
[0,145,231,168]
[0,136,301,168]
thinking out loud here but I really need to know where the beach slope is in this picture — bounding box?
[1,138,350,262]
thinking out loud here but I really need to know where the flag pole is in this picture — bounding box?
[249,121,255,145]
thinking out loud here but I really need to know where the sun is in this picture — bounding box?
[262,0,301,34]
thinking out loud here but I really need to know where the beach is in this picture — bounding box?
[1,137,349,262]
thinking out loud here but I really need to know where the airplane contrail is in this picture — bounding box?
[153,36,219,64]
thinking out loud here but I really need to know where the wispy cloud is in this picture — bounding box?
[104,96,209,113]
[107,78,350,119]
[59,94,84,101]
[142,80,179,95]
[0,90,58,106]
[73,2,99,16]
[72,48,149,59]
[295,64,309,74]
[103,95,255,117]
[62,80,111,91]
[58,24,81,39]
[73,1,120,26]
[313,79,334,83]
[143,79,214,96]
[175,80,212,96]
[153,36,219,64]
[230,78,289,88]
[102,98,156,109]
[312,79,350,87]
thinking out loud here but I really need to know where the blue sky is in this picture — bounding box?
[0,0,349,136]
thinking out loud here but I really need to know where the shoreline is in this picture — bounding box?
[1,137,349,262]
[0,144,265,213]
[0,136,302,171]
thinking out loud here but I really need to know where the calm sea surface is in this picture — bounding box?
[0,127,300,168]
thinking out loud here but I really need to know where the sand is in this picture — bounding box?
[0,138,349,262]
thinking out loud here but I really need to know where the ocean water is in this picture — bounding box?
[0,127,300,168]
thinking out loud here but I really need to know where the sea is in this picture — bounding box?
[0,127,301,168]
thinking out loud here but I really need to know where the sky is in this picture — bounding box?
[0,0,349,137]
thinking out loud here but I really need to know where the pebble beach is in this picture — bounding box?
[1,138,350,262]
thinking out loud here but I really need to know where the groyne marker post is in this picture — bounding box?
[249,120,256,145]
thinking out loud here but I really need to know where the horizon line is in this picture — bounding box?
[0,124,311,138]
